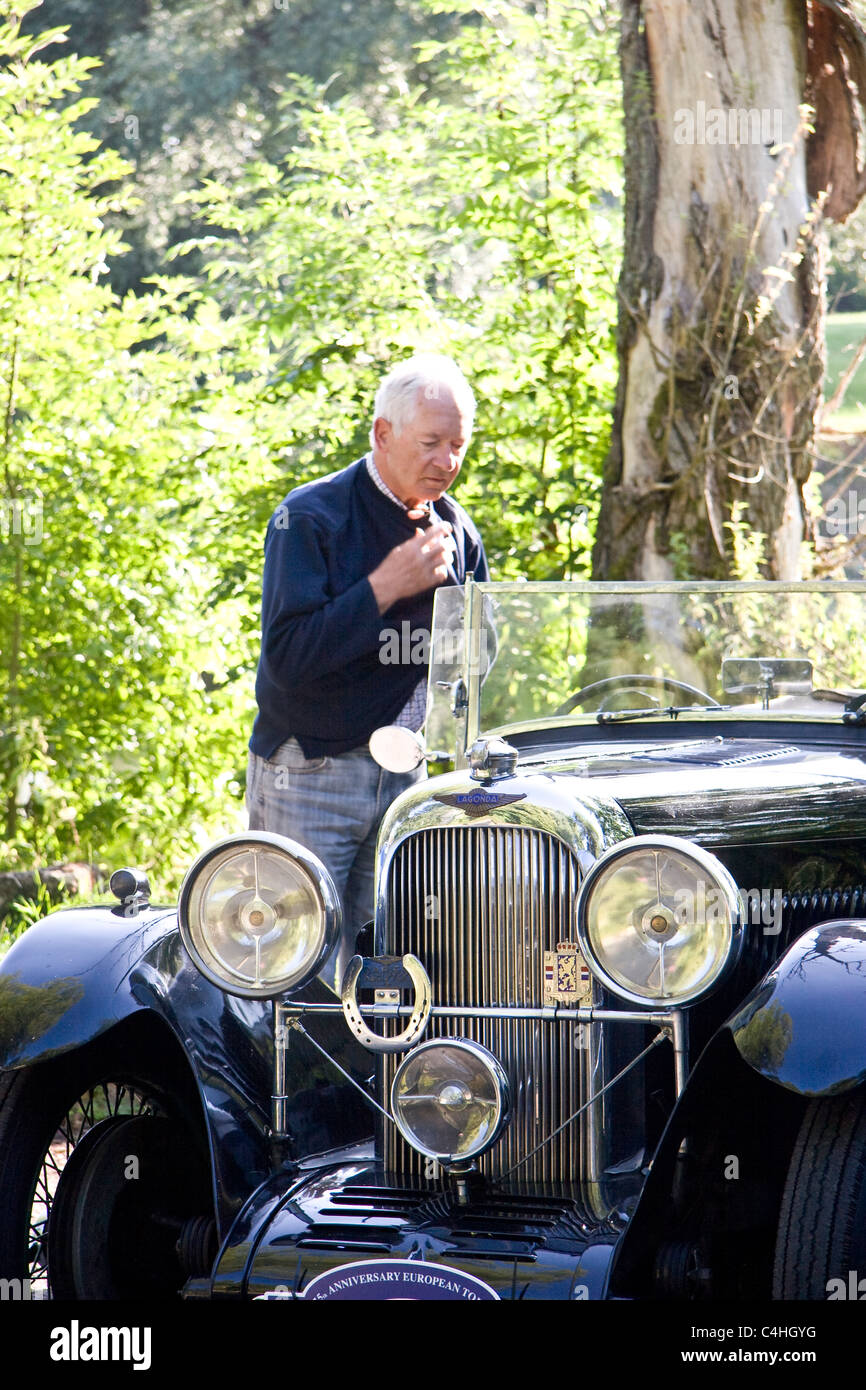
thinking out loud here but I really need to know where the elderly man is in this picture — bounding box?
[247,353,489,991]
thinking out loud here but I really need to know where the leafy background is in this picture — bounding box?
[0,0,863,942]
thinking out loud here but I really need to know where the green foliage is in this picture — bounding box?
[0,2,623,896]
[0,9,249,887]
[725,502,768,581]
[23,0,465,297]
[0,877,59,954]
[178,0,622,591]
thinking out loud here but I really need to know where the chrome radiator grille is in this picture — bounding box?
[383,825,585,1185]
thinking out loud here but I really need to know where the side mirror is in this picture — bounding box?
[368,725,426,772]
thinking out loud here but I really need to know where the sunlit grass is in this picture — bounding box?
[825,311,866,430]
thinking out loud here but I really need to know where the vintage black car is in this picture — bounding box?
[1,578,866,1302]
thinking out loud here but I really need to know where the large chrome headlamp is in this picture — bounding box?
[391,1039,510,1166]
[576,835,742,1007]
[178,832,340,999]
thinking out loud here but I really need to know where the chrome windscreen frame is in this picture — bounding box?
[429,577,866,762]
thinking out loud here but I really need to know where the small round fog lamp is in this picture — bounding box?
[390,1039,510,1164]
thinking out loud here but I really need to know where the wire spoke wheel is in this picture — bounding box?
[27,1082,161,1292]
[0,1048,212,1300]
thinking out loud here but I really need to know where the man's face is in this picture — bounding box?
[373,388,472,508]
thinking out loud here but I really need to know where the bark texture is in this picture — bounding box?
[594,0,866,581]
[807,0,866,219]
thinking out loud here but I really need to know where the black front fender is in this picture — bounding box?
[608,918,866,1297]
[0,905,273,1234]
[1,904,184,1067]
[729,919,866,1095]
[0,905,377,1237]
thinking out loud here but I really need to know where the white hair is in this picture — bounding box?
[370,353,476,446]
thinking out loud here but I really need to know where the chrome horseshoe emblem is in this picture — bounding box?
[340,954,432,1054]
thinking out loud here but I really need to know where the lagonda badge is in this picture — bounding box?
[433,791,526,818]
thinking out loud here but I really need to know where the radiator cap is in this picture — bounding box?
[468,735,518,782]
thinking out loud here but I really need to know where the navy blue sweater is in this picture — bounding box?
[250,457,488,758]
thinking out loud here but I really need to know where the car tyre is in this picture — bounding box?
[773,1094,866,1299]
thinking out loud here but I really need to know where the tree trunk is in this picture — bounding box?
[594,0,866,581]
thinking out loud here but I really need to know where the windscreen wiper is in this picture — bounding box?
[597,704,733,725]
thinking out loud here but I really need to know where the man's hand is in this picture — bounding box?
[368,521,457,615]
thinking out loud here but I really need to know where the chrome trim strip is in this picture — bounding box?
[463,572,482,754]
[671,1010,688,1097]
[272,999,288,1140]
[279,1001,680,1024]
[458,580,866,594]
[484,710,861,739]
